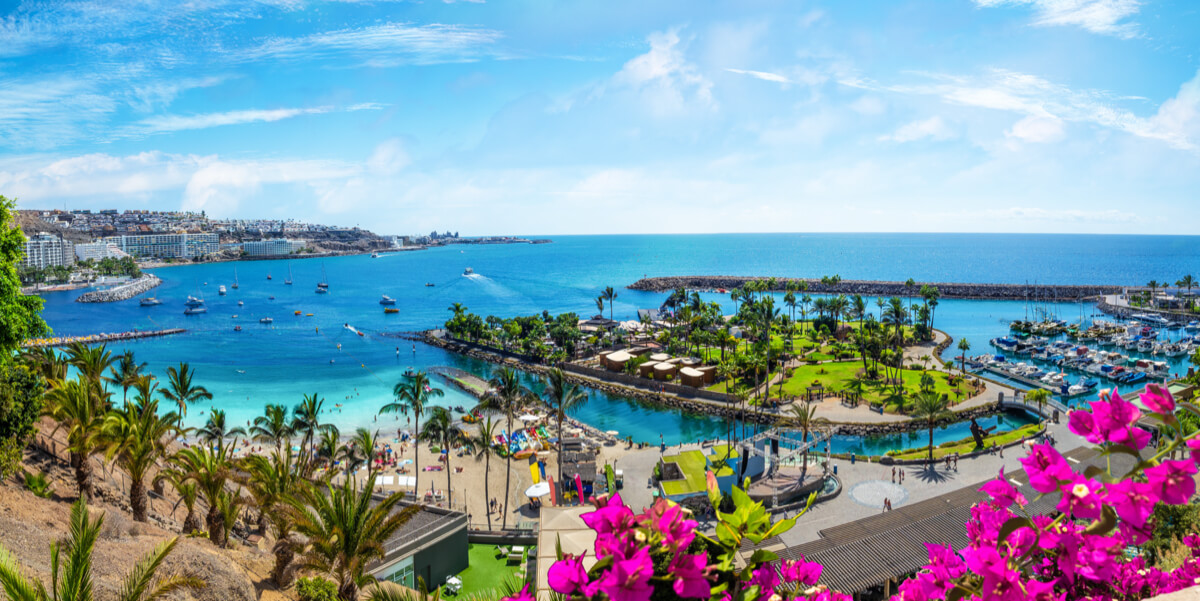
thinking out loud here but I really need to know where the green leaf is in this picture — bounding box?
[1084,505,1117,537]
[1083,465,1106,480]
[997,517,1034,546]
[747,549,779,566]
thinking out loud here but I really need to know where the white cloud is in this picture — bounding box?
[1006,114,1065,142]
[849,96,886,115]
[860,68,1200,152]
[879,116,956,143]
[613,28,714,115]
[136,107,329,134]
[974,0,1142,38]
[367,139,410,175]
[243,22,504,67]
[725,68,789,84]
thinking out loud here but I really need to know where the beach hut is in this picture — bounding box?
[604,350,632,371]
[697,365,718,384]
[653,362,678,381]
[679,366,705,387]
[638,361,660,377]
[649,353,670,362]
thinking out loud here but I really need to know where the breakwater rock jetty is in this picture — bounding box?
[628,276,1121,301]
[75,274,162,303]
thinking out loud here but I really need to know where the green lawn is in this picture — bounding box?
[773,362,978,408]
[887,424,1041,461]
[452,543,525,596]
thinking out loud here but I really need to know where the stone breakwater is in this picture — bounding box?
[629,276,1121,301]
[75,274,162,303]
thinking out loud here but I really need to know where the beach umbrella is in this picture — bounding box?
[605,430,619,437]
[519,414,539,422]
[525,482,551,497]
[574,473,586,503]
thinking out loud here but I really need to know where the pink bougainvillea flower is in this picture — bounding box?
[1187,438,1200,465]
[1057,474,1103,520]
[1145,459,1198,505]
[668,553,711,598]
[1019,443,1073,494]
[652,501,697,551]
[1104,479,1159,529]
[748,564,779,598]
[980,469,1027,509]
[595,545,653,601]
[1140,383,1176,414]
[924,543,966,583]
[1070,391,1151,449]
[1022,577,1062,601]
[547,553,592,595]
[581,493,636,537]
[780,555,823,587]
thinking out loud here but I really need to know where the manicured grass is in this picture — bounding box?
[453,543,525,596]
[661,450,709,496]
[773,362,977,407]
[887,424,1041,461]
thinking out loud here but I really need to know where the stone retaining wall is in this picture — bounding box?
[75,274,162,303]
[629,276,1120,300]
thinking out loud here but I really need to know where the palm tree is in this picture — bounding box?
[44,378,105,500]
[419,407,473,506]
[292,393,327,471]
[785,401,828,473]
[602,286,618,322]
[316,426,345,469]
[544,368,587,484]
[251,404,295,456]
[64,342,117,391]
[172,442,234,547]
[447,302,466,317]
[290,475,419,601]
[381,372,443,495]
[198,409,246,448]
[957,338,971,372]
[154,467,203,534]
[244,448,303,587]
[478,367,533,529]
[19,346,69,384]
[910,391,952,462]
[1026,388,1051,416]
[158,363,212,419]
[1146,280,1161,307]
[109,350,147,405]
[0,497,204,601]
[349,428,380,477]
[594,296,604,319]
[103,398,181,522]
[470,417,499,530]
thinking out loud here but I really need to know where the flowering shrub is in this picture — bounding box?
[509,384,1200,601]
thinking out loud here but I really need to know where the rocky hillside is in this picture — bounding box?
[13,211,93,244]
[0,484,258,601]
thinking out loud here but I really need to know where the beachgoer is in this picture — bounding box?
[891,467,896,483]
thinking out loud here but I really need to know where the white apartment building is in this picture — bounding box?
[20,234,74,269]
[74,242,130,262]
[238,238,305,257]
[103,233,219,259]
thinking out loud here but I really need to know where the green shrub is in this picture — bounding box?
[22,470,53,498]
[297,576,338,601]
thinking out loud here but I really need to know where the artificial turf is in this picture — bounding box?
[451,543,525,596]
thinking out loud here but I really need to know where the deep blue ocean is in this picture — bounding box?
[35,234,1200,445]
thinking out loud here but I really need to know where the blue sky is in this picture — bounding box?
[1,0,1199,235]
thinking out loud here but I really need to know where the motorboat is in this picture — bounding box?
[295,310,302,315]
[260,317,273,324]
[463,267,474,276]
[384,307,400,314]
[1185,321,1200,332]
[425,282,435,287]
[139,297,161,307]
[268,296,275,300]
[315,287,328,294]
[380,295,397,305]
[234,325,242,331]
[372,252,380,258]
[218,285,227,296]
[184,306,207,315]
[185,296,205,307]
[1133,313,1171,327]
[237,300,244,306]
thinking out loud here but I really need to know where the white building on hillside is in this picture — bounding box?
[238,238,305,257]
[20,234,74,270]
[74,242,129,262]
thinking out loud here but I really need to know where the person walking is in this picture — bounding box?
[891,467,896,483]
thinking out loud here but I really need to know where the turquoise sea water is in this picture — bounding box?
[35,234,1200,445]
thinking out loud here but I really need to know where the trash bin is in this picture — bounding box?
[833,465,838,475]
[850,454,856,465]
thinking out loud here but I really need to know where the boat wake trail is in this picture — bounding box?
[462,273,520,298]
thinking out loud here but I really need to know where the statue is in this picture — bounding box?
[969,417,997,448]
